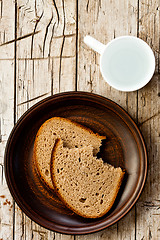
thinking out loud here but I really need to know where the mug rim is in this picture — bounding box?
[100,35,155,92]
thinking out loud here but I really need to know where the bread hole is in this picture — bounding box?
[75,145,78,148]
[44,144,47,147]
[96,193,99,196]
[66,154,68,157]
[96,173,99,175]
[86,173,88,177]
[85,205,90,208]
[102,194,104,198]
[57,169,59,173]
[61,128,64,130]
[45,169,49,176]
[61,168,63,170]
[53,133,56,135]
[44,137,46,141]
[79,198,86,203]
[100,199,103,204]
[73,136,76,138]
[79,158,81,162]
[99,186,102,190]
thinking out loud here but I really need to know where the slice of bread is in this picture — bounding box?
[51,139,124,218]
[33,117,106,189]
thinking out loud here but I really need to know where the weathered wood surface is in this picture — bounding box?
[0,0,159,239]
[0,0,15,239]
[136,1,160,239]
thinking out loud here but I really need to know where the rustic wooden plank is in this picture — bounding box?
[0,0,15,59]
[77,0,138,239]
[0,60,14,240]
[0,0,15,239]
[136,75,160,240]
[14,0,76,239]
[136,0,160,238]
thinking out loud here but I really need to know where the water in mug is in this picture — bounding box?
[101,38,153,90]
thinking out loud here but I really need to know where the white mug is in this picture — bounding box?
[84,35,155,92]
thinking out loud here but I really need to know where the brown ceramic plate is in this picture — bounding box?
[5,91,147,234]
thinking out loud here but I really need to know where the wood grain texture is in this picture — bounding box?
[0,0,15,59]
[0,0,15,239]
[136,1,160,239]
[0,0,159,239]
[0,61,14,240]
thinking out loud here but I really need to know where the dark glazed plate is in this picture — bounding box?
[5,92,147,234]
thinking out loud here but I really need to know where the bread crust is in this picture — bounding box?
[33,117,106,190]
[51,139,125,218]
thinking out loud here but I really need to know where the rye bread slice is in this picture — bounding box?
[51,139,124,218]
[33,117,106,189]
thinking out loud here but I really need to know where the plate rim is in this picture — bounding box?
[4,91,147,235]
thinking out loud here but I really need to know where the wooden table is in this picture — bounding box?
[0,0,159,239]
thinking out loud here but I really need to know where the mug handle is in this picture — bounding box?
[84,35,106,54]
